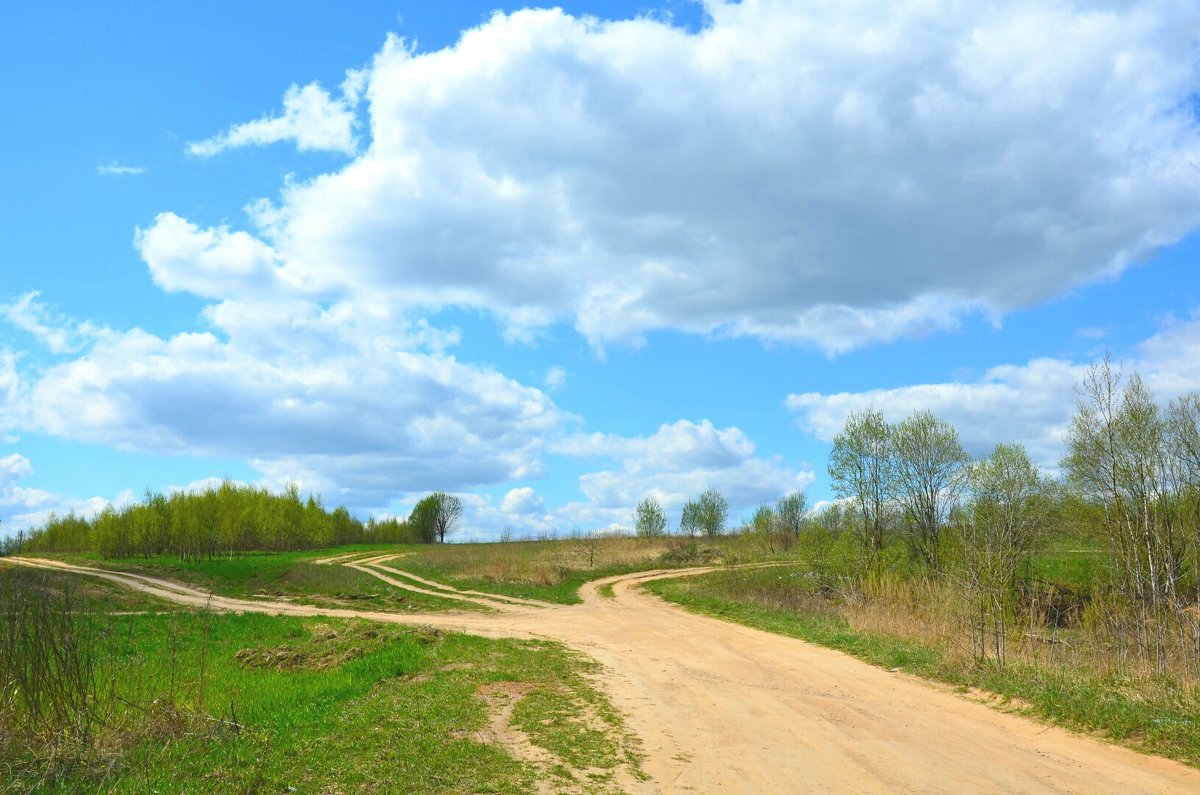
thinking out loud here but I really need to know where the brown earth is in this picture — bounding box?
[6,555,1200,793]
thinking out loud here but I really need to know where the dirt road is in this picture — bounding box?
[7,556,1199,793]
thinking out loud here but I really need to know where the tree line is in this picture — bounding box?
[631,359,1200,671]
[8,483,464,560]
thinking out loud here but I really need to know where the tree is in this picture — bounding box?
[891,410,969,574]
[959,443,1051,666]
[410,492,464,544]
[688,488,728,537]
[679,500,701,537]
[829,408,893,563]
[635,496,667,539]
[1063,360,1196,670]
[749,504,781,550]
[774,492,808,539]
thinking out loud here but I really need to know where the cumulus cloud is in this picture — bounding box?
[557,419,814,522]
[188,81,359,157]
[786,313,1200,471]
[151,1,1200,352]
[501,486,546,515]
[135,213,286,299]
[17,302,561,509]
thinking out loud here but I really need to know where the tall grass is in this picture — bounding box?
[0,567,233,791]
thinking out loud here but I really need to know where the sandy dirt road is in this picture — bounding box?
[6,556,1199,793]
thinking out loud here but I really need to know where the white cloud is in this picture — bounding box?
[1,292,99,354]
[0,454,133,536]
[501,486,546,515]
[188,82,359,157]
[544,366,567,390]
[786,313,1200,471]
[135,213,286,299]
[149,1,1200,352]
[556,418,813,522]
[21,309,562,508]
[96,161,145,176]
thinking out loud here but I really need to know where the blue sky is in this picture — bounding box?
[2,0,1199,540]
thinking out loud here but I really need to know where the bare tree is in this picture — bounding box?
[829,409,893,564]
[891,411,969,575]
[774,492,808,539]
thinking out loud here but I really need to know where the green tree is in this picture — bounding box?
[959,442,1051,666]
[410,492,464,544]
[891,410,969,574]
[635,496,667,539]
[829,408,893,563]
[681,488,728,538]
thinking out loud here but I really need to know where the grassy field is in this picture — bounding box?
[0,563,642,794]
[400,535,762,604]
[54,547,486,613]
[645,563,1200,766]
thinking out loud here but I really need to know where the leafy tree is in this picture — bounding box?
[749,504,781,550]
[959,442,1051,665]
[679,501,701,537]
[410,492,464,544]
[635,497,667,539]
[829,408,893,562]
[891,410,969,574]
[682,488,728,538]
[1063,359,1199,669]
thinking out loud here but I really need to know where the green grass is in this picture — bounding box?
[0,560,181,614]
[400,536,739,605]
[1026,533,1107,592]
[646,566,1200,767]
[7,607,640,793]
[53,547,484,613]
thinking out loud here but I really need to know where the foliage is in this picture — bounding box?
[1063,358,1200,674]
[634,497,667,539]
[679,488,729,538]
[957,442,1053,665]
[774,492,808,538]
[891,410,970,574]
[829,408,893,561]
[18,482,422,560]
[409,492,464,544]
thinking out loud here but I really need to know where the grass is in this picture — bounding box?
[0,566,641,793]
[645,564,1200,766]
[1025,533,1107,592]
[400,535,741,605]
[52,547,484,613]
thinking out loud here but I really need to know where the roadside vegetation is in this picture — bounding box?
[4,356,1199,779]
[645,359,1200,765]
[0,563,641,793]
